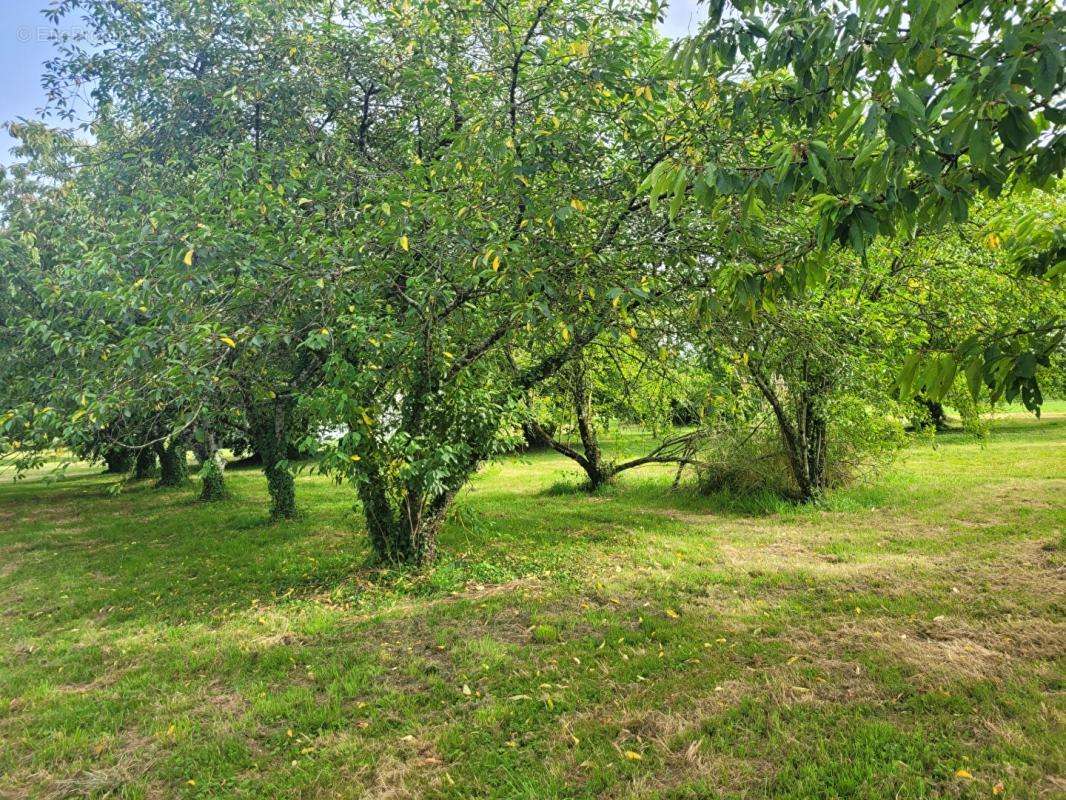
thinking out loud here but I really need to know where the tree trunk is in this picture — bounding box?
[133,447,157,479]
[191,438,210,468]
[748,364,827,503]
[198,431,226,501]
[789,396,828,502]
[154,440,188,487]
[527,365,614,489]
[359,475,453,566]
[248,399,296,520]
[520,420,555,451]
[915,397,948,431]
[103,448,133,474]
[572,363,613,489]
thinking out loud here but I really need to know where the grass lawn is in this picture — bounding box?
[1,411,1063,799]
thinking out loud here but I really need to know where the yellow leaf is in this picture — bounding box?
[491,256,501,271]
[984,232,1001,250]
[349,454,361,462]
[183,249,194,266]
[320,327,330,336]
[361,411,374,427]
[570,197,586,212]
[399,235,409,252]
[665,608,679,619]
[623,750,642,761]
[220,336,236,348]
[628,327,638,341]
[955,769,973,779]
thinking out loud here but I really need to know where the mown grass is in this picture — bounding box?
[0,410,1063,799]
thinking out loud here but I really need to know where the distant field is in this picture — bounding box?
[0,410,1063,798]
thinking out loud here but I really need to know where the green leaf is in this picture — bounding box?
[898,352,922,399]
[998,107,1037,152]
[668,170,688,220]
[806,148,827,185]
[1034,44,1062,98]
[886,113,913,147]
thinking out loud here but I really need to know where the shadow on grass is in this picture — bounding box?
[0,470,367,632]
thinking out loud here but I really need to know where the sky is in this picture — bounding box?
[0,0,705,164]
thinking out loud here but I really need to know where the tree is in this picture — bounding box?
[687,192,1061,500]
[524,336,705,490]
[659,0,1065,406]
[35,0,354,515]
[299,0,713,564]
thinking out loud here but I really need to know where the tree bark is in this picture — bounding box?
[154,440,188,488]
[915,397,948,431]
[792,395,828,502]
[248,399,296,519]
[360,478,454,566]
[198,431,226,501]
[571,363,612,489]
[133,447,157,479]
[748,364,827,503]
[102,448,133,474]
[357,449,470,567]
[520,420,555,451]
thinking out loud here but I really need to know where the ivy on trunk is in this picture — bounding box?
[198,431,226,501]
[247,398,296,520]
[133,447,156,479]
[102,448,133,474]
[154,440,188,488]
